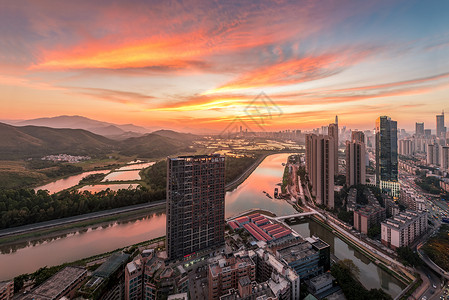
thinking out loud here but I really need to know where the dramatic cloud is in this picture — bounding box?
[1,0,449,131]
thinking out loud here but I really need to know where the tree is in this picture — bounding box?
[338,259,360,278]
[367,225,381,239]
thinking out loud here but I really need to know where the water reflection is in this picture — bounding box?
[0,211,165,280]
[101,170,141,181]
[79,183,139,192]
[289,220,404,297]
[225,153,298,218]
[35,170,110,194]
[0,153,406,298]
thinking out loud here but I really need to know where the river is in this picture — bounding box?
[0,153,405,297]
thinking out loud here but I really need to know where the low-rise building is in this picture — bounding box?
[0,281,13,300]
[125,249,188,300]
[254,248,300,300]
[308,273,335,295]
[20,267,87,300]
[208,251,256,300]
[353,205,386,234]
[381,210,428,249]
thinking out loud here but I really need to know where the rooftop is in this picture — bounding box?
[22,267,86,300]
[277,241,317,264]
[93,252,129,278]
[309,273,335,287]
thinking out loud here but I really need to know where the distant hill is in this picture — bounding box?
[0,122,198,159]
[151,129,198,141]
[13,115,150,138]
[0,122,116,159]
[119,132,195,158]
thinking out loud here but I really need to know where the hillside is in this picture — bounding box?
[120,133,194,158]
[0,122,116,159]
[151,129,198,141]
[13,115,150,137]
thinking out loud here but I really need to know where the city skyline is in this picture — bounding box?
[1,0,449,133]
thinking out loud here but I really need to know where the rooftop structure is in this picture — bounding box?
[229,214,293,244]
[21,267,87,300]
[0,281,13,300]
[93,252,130,278]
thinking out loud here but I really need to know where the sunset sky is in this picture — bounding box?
[1,0,449,133]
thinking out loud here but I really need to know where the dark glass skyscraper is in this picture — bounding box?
[436,111,445,138]
[166,154,225,261]
[375,116,399,196]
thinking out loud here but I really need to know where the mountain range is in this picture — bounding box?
[6,115,152,140]
[0,121,198,159]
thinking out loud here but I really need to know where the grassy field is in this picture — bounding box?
[0,154,139,190]
[0,161,47,189]
[422,224,449,272]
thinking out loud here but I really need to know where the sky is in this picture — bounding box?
[1,0,449,133]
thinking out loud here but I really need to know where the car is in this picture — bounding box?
[433,284,437,289]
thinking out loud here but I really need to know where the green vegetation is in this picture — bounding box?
[118,133,194,158]
[141,160,167,190]
[396,246,422,267]
[331,259,392,300]
[0,187,164,229]
[0,122,115,159]
[281,165,291,194]
[415,175,442,195]
[0,155,264,229]
[367,224,381,239]
[225,156,258,184]
[78,173,106,185]
[399,276,422,300]
[422,224,449,272]
[337,210,354,225]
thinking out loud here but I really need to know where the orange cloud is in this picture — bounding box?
[210,48,378,93]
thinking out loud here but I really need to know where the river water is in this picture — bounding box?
[0,153,405,297]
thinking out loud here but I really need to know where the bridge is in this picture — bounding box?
[273,211,319,221]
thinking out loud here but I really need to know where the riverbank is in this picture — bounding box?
[0,202,165,245]
[310,214,412,286]
[1,153,279,243]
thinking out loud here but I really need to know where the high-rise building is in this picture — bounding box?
[398,139,414,156]
[441,146,449,172]
[375,116,399,197]
[426,144,440,166]
[351,130,365,143]
[415,122,424,136]
[424,129,432,138]
[346,139,366,186]
[328,117,339,175]
[436,111,445,138]
[306,134,335,209]
[166,154,225,261]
